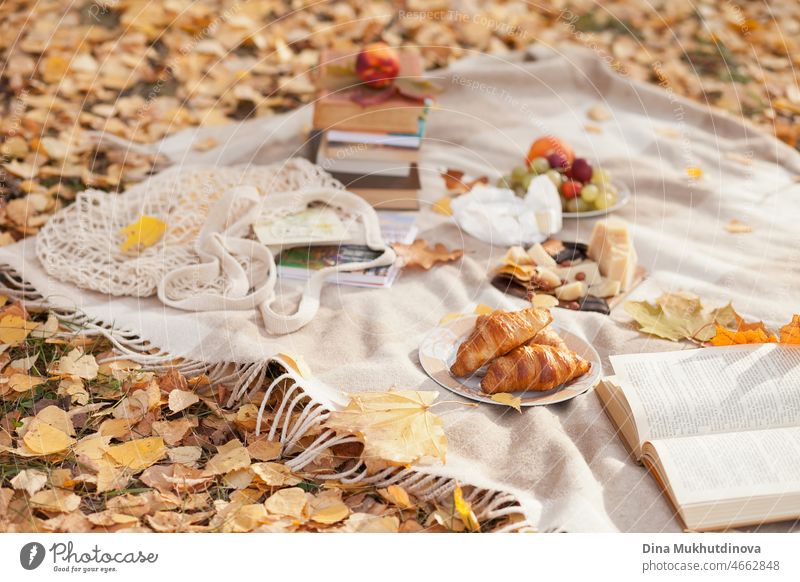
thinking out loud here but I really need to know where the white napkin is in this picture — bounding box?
[451,175,563,247]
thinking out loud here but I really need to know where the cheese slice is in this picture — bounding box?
[587,218,637,292]
[555,260,602,285]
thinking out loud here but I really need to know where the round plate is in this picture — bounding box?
[561,184,630,219]
[418,315,601,407]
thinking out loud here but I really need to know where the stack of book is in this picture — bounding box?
[311,49,431,210]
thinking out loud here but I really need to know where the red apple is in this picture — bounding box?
[355,43,401,88]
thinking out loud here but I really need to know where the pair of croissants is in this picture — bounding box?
[450,307,591,394]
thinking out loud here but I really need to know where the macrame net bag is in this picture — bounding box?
[36,158,396,334]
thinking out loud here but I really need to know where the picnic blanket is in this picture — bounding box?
[3,45,800,532]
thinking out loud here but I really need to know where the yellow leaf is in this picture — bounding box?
[725,219,752,233]
[263,487,308,520]
[119,215,167,252]
[311,502,350,525]
[432,196,453,216]
[473,304,495,316]
[106,437,166,472]
[438,311,465,325]
[336,513,399,533]
[276,352,312,378]
[250,462,301,487]
[9,373,46,392]
[0,314,38,346]
[686,166,703,179]
[23,420,76,455]
[203,439,250,476]
[30,488,81,513]
[49,347,99,380]
[378,484,415,509]
[490,393,522,412]
[247,439,282,462]
[168,389,199,413]
[454,483,480,532]
[324,390,447,471]
[780,315,800,344]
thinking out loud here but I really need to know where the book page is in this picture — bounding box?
[610,344,800,442]
[648,427,800,507]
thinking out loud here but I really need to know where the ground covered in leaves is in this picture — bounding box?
[1,0,799,241]
[0,296,524,532]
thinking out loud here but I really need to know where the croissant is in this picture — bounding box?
[481,344,590,394]
[525,327,568,351]
[450,307,552,377]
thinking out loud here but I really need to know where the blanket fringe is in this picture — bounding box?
[0,264,533,532]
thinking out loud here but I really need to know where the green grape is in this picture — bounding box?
[594,189,619,210]
[531,156,550,174]
[565,197,592,213]
[591,167,611,185]
[580,184,599,203]
[511,166,528,181]
[497,176,512,189]
[520,172,534,190]
[546,169,563,187]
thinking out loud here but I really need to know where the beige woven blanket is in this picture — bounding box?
[3,46,800,531]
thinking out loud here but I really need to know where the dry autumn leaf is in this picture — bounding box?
[393,240,463,270]
[22,420,76,455]
[324,390,447,470]
[0,314,38,346]
[454,483,480,532]
[49,348,99,380]
[119,215,167,253]
[168,389,199,414]
[490,393,522,412]
[106,437,166,472]
[441,168,489,195]
[780,315,800,344]
[624,292,739,342]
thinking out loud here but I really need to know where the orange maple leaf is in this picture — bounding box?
[779,315,800,344]
[709,324,777,346]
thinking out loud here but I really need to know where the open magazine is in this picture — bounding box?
[273,212,417,288]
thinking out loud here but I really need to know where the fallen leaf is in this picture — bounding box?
[30,488,81,513]
[336,513,399,533]
[203,439,250,476]
[454,484,480,532]
[247,439,282,462]
[106,437,166,472]
[587,104,612,121]
[324,390,447,470]
[10,469,48,496]
[119,215,167,253]
[490,393,522,412]
[686,166,703,179]
[9,373,46,392]
[263,487,308,520]
[780,315,800,344]
[0,314,38,346]
[251,462,301,487]
[725,218,752,233]
[22,419,76,455]
[50,348,99,380]
[377,484,415,509]
[624,292,738,342]
[393,240,463,270]
[709,325,777,346]
[432,196,453,216]
[168,389,199,413]
[441,168,488,195]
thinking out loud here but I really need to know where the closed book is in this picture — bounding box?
[330,164,421,210]
[313,49,428,134]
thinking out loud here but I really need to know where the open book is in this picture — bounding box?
[597,344,800,531]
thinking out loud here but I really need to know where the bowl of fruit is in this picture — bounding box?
[498,136,629,217]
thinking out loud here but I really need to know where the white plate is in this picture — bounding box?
[418,315,601,407]
[561,185,631,219]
